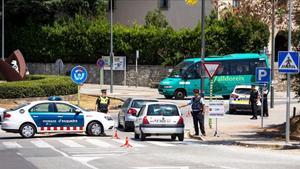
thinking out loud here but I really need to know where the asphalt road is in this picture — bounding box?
[0,129,300,169]
[0,96,299,169]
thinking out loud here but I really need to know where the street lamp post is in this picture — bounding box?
[270,0,276,108]
[1,0,4,61]
[110,0,114,94]
[200,0,205,94]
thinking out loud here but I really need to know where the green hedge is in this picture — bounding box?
[6,11,270,66]
[0,75,77,98]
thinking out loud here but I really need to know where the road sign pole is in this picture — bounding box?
[77,85,80,106]
[209,78,213,129]
[136,50,139,88]
[261,86,264,128]
[286,0,292,144]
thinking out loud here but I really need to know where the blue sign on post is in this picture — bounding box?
[278,51,299,73]
[71,66,88,85]
[256,67,271,84]
[96,58,105,69]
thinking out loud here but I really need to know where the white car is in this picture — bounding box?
[134,102,184,141]
[0,107,6,122]
[229,85,261,114]
[1,98,115,138]
[118,98,159,131]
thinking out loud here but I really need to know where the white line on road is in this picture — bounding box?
[146,141,176,147]
[86,139,114,148]
[112,139,146,147]
[58,140,85,148]
[3,142,22,149]
[30,140,53,148]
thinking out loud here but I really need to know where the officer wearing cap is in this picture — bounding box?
[180,89,206,136]
[96,89,110,113]
[249,85,259,120]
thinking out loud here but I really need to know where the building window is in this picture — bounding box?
[108,0,116,11]
[232,0,240,8]
[159,0,169,9]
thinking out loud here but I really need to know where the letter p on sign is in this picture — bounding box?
[256,67,271,83]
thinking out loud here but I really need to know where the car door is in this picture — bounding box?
[54,103,84,131]
[119,98,131,125]
[29,103,58,131]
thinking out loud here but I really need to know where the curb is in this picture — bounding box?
[186,130,205,141]
[235,141,300,149]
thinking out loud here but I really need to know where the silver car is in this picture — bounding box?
[118,98,158,131]
[134,102,184,141]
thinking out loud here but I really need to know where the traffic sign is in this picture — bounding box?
[278,51,299,73]
[71,66,88,85]
[203,62,221,79]
[255,67,271,83]
[208,101,224,118]
[96,58,105,69]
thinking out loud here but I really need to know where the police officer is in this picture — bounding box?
[180,89,206,136]
[96,89,110,113]
[249,85,259,120]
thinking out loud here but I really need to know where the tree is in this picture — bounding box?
[144,9,169,28]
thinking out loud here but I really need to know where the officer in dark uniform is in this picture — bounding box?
[96,89,110,113]
[249,85,259,120]
[180,89,206,136]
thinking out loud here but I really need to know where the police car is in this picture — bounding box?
[1,97,115,138]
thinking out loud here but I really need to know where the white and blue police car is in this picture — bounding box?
[1,97,115,138]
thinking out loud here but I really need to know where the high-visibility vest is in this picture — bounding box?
[100,96,109,104]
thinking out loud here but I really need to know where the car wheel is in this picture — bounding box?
[175,89,185,100]
[87,121,103,136]
[178,133,184,141]
[19,123,36,138]
[164,95,173,99]
[171,135,176,141]
[229,108,236,114]
[141,132,146,141]
[134,132,140,139]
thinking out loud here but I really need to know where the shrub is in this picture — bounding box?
[0,75,77,98]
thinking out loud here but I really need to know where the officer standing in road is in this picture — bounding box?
[180,89,206,136]
[96,89,110,113]
[249,85,259,120]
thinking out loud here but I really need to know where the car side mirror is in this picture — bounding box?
[75,109,82,114]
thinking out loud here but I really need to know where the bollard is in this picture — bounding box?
[293,107,296,117]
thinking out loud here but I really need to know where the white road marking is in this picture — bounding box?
[30,140,53,148]
[86,139,114,148]
[58,140,85,148]
[132,167,189,169]
[3,142,22,149]
[146,141,175,147]
[112,139,146,147]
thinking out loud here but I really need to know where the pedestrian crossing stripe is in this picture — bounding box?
[1,138,201,149]
[278,51,299,73]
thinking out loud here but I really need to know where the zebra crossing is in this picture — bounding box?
[0,137,201,150]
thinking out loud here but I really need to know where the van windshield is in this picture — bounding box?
[169,61,193,78]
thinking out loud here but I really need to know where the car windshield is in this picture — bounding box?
[10,103,30,111]
[169,61,193,78]
[147,104,179,116]
[131,100,158,109]
[235,88,252,95]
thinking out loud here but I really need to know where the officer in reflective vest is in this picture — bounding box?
[96,89,110,113]
[180,89,206,136]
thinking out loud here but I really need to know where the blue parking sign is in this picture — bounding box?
[256,67,270,84]
[71,66,88,85]
[278,51,299,73]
